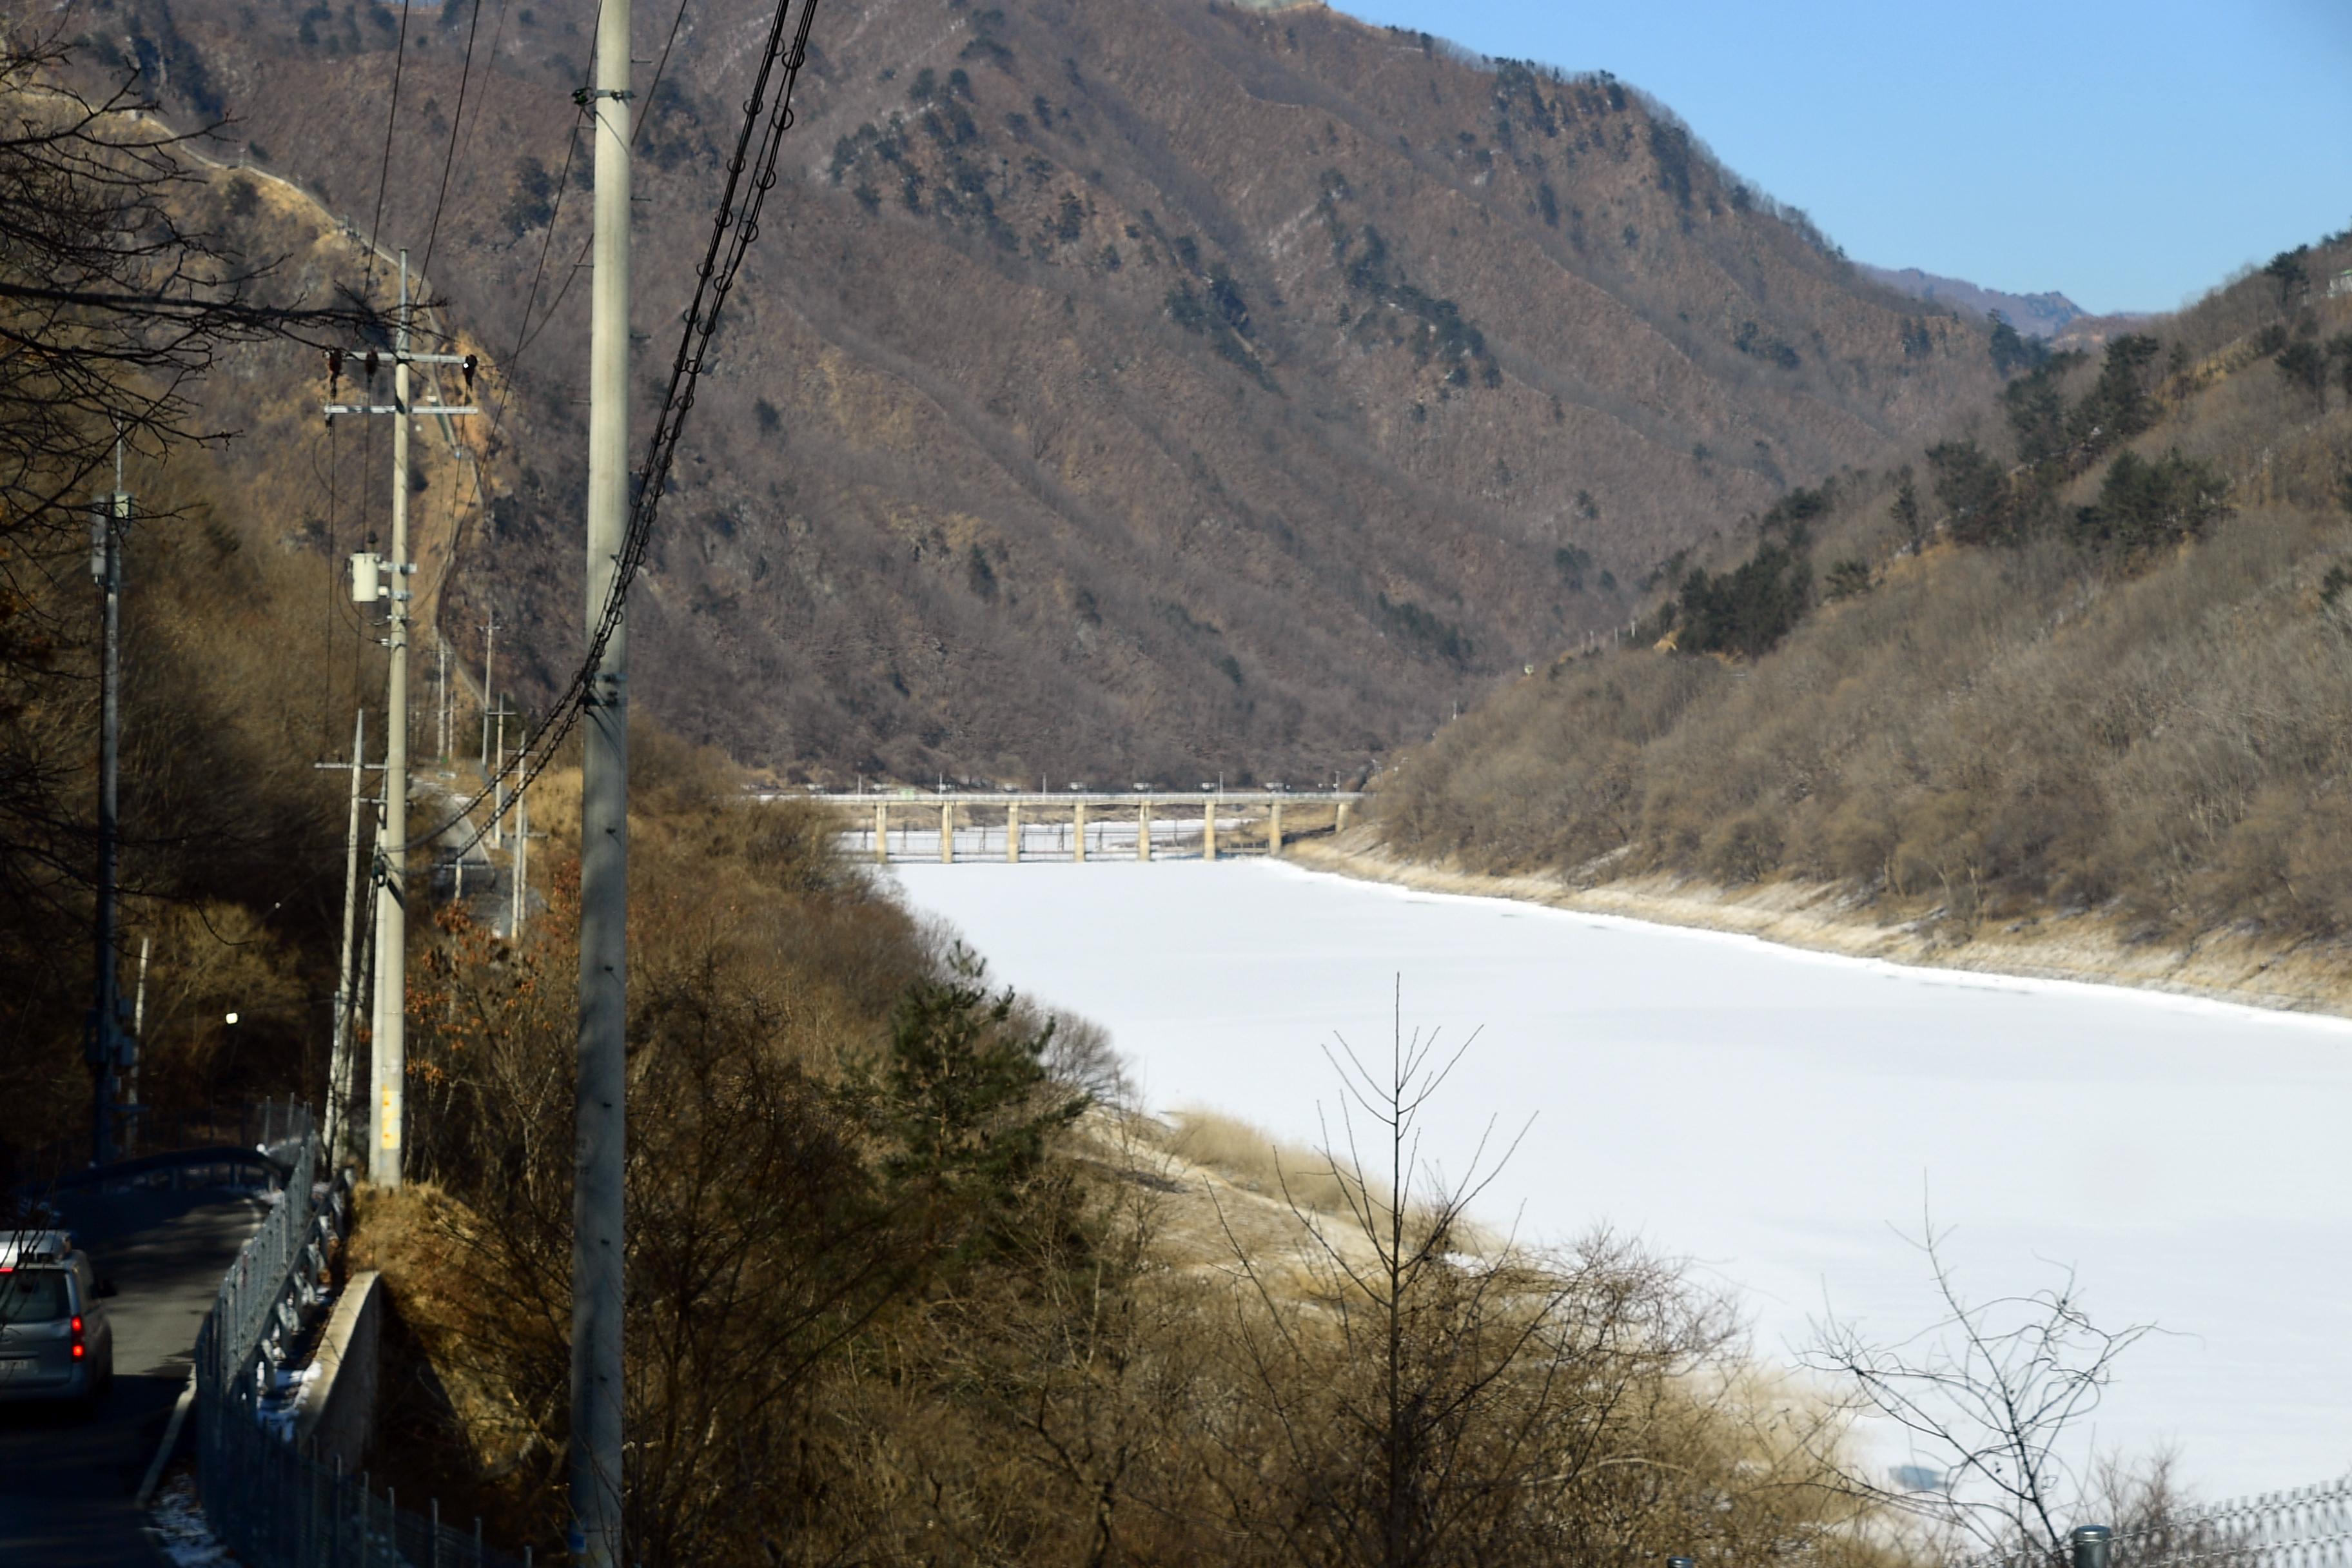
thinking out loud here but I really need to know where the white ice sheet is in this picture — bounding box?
[890,859,2352,1496]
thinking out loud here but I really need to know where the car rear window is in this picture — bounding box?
[0,1269,70,1323]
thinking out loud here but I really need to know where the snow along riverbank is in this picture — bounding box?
[1286,835,2352,1019]
[890,857,2352,1501]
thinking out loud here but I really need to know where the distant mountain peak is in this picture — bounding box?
[1859,263,2084,339]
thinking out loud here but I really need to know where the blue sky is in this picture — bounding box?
[1333,0,2352,316]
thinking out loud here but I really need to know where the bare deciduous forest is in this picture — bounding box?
[1377,230,2352,954]
[57,0,2014,784]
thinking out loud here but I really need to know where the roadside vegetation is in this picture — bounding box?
[1377,228,2352,950]
[355,774,1893,1563]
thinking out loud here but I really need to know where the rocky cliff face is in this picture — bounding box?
[85,0,2003,781]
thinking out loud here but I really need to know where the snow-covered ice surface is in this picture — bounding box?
[890,859,2352,1496]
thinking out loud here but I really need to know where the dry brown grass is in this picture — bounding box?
[1161,1106,1360,1214]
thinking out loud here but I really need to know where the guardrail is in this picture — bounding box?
[190,1110,534,1567]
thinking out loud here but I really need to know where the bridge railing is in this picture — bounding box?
[8,1095,314,1193]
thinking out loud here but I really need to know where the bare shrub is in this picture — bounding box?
[1202,988,1879,1568]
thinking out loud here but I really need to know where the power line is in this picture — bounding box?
[496,106,587,419]
[489,0,691,371]
[418,0,491,282]
[361,0,416,300]
[406,0,823,856]
[634,0,692,144]
[496,0,686,407]
[456,0,518,177]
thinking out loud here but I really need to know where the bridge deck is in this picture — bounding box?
[789,791,1362,808]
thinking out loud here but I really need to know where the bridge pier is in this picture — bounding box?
[1203,800,1218,861]
[1137,800,1151,862]
[940,801,954,864]
[1269,799,1282,857]
[1073,801,1088,863]
[1006,803,1021,864]
[874,801,889,863]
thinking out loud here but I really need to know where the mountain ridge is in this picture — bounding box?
[1857,262,2085,338]
[86,0,2010,782]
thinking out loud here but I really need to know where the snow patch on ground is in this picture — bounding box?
[150,1470,236,1565]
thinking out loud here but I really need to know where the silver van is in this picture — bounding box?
[0,1230,115,1406]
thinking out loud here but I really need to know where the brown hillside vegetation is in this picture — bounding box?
[353,758,1889,1565]
[74,0,2006,783]
[0,40,382,1166]
[1373,228,2352,967]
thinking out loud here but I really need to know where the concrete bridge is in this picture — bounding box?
[800,791,1364,864]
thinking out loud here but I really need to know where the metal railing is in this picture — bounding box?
[191,1110,534,1567]
[1962,1483,2352,1568]
[10,1095,315,1191]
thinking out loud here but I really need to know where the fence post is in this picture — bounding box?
[2072,1525,2113,1568]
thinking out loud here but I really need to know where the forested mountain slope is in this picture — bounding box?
[1375,231,2352,957]
[74,0,2006,782]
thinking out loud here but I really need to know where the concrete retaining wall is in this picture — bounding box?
[293,1269,380,1470]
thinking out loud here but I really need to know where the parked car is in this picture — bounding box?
[0,1230,115,1407]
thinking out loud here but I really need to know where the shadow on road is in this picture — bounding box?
[0,1184,268,1567]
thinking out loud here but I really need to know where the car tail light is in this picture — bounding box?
[70,1315,84,1358]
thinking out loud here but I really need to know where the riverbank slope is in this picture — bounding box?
[1289,834,2352,1018]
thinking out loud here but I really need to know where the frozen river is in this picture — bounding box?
[891,859,2352,1500]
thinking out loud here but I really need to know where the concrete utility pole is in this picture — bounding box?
[318,710,370,1163]
[479,607,498,771]
[571,0,632,1554]
[436,638,449,763]
[509,786,533,938]
[129,936,148,1137]
[489,698,516,848]
[86,441,130,1166]
[327,250,478,1188]
[371,256,415,1189]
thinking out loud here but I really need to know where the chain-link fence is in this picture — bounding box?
[192,1113,534,1567]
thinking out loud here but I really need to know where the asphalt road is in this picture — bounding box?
[0,1184,268,1566]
